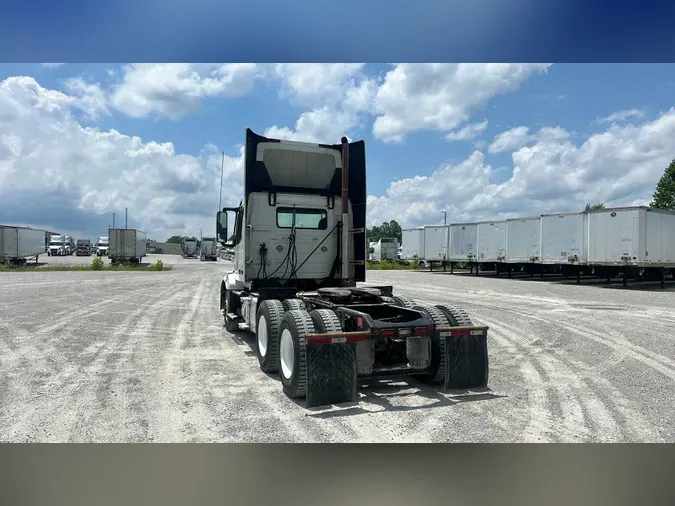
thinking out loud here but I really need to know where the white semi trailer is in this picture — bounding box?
[217,128,490,408]
[108,228,147,265]
[0,226,46,266]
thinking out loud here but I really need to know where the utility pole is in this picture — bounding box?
[442,211,447,225]
[112,212,116,229]
[218,151,225,211]
[125,208,128,229]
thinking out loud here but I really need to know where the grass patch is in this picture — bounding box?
[366,260,418,270]
[0,260,173,272]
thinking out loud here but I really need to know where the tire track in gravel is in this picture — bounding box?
[0,281,165,442]
[391,286,662,442]
[68,286,189,442]
[399,280,675,382]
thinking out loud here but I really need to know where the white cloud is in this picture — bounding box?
[445,120,489,142]
[111,63,261,119]
[487,125,570,154]
[367,109,675,227]
[597,108,645,124]
[41,63,65,69]
[372,63,551,143]
[264,66,377,144]
[63,78,110,121]
[488,126,531,153]
[0,76,243,239]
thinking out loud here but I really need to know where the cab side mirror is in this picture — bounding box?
[216,211,229,245]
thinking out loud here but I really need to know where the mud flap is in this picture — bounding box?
[304,332,369,408]
[441,327,489,390]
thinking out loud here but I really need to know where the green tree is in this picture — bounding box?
[583,203,605,212]
[366,220,402,244]
[166,235,183,244]
[650,159,675,211]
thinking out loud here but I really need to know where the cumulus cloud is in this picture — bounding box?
[372,63,551,143]
[0,76,243,239]
[487,125,570,154]
[445,120,489,142]
[264,65,377,143]
[366,110,675,227]
[110,63,261,119]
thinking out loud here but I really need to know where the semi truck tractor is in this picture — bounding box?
[182,238,198,259]
[96,236,109,256]
[76,239,92,256]
[48,235,67,256]
[217,128,489,408]
[200,237,218,261]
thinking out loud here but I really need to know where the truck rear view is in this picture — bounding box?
[200,237,217,261]
[216,128,490,408]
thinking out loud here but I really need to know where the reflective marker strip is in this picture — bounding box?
[306,335,368,345]
[439,329,486,337]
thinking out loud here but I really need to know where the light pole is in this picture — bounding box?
[218,151,225,211]
[442,211,447,225]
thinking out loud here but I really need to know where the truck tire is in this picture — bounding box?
[309,309,342,333]
[278,310,316,398]
[392,294,417,308]
[411,304,450,385]
[434,304,473,327]
[282,298,306,311]
[256,299,285,373]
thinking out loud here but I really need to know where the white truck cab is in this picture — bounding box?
[96,236,109,256]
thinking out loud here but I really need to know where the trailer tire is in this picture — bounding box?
[256,299,285,373]
[392,294,417,308]
[282,298,306,312]
[411,304,450,385]
[278,310,316,398]
[309,309,342,333]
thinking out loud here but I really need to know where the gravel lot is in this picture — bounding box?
[1,258,674,442]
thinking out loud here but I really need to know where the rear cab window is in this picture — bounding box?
[276,207,328,230]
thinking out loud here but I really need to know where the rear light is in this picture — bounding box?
[415,327,428,335]
[381,329,395,337]
[357,317,364,328]
[398,328,411,337]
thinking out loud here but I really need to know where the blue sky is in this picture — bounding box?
[1,63,674,241]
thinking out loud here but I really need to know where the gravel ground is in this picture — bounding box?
[1,259,674,442]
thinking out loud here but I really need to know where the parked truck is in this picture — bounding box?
[182,238,198,259]
[76,239,92,256]
[96,236,109,256]
[48,235,67,256]
[217,128,489,408]
[64,235,75,255]
[368,238,398,263]
[108,228,147,265]
[0,226,46,266]
[200,237,218,261]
